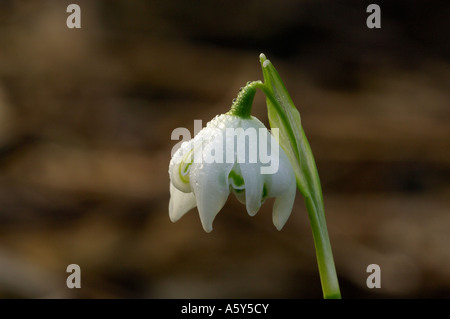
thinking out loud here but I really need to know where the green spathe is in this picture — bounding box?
[258,53,341,299]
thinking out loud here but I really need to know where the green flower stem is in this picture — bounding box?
[227,81,262,118]
[258,82,340,299]
[304,197,341,299]
[255,55,341,299]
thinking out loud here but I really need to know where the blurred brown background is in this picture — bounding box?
[0,0,448,298]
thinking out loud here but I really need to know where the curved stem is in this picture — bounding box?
[227,81,262,118]
[304,196,341,299]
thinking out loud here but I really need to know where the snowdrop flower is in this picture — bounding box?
[169,82,296,232]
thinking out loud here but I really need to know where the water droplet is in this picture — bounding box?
[232,98,236,103]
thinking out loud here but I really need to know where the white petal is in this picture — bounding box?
[169,183,197,222]
[242,116,267,130]
[231,189,246,205]
[272,179,296,230]
[236,117,267,216]
[190,161,233,232]
[266,147,296,230]
[265,147,295,197]
[238,161,264,216]
[187,115,237,232]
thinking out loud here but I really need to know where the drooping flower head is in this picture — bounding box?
[169,81,296,232]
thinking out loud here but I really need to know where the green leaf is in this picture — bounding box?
[259,54,322,205]
[258,53,340,299]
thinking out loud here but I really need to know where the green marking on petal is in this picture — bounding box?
[262,184,268,199]
[229,170,245,189]
[179,149,194,183]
